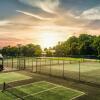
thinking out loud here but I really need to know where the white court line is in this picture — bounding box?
[12,81,56,100]
[15,81,56,89]
[7,81,85,100]
[2,81,47,98]
[7,81,46,89]
[44,81,85,94]
[16,86,58,100]
[44,81,86,100]
[0,72,32,84]
[70,93,85,100]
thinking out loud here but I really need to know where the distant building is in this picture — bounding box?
[42,51,46,57]
[42,50,55,57]
[49,50,55,54]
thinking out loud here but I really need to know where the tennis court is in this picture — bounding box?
[0,81,84,100]
[0,72,31,84]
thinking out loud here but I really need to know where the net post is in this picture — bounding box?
[2,82,6,92]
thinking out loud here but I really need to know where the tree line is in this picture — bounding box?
[45,34,100,58]
[0,44,42,57]
[0,34,100,58]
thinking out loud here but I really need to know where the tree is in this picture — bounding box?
[79,34,96,55]
[1,44,42,57]
[54,34,100,57]
[46,50,53,57]
[93,36,100,56]
[34,45,42,57]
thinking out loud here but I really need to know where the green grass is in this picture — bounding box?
[0,81,84,100]
[0,72,31,84]
[4,57,99,62]
[49,57,82,61]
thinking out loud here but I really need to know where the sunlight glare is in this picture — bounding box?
[39,32,59,49]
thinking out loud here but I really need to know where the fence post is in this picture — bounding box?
[17,57,18,70]
[50,59,52,76]
[79,61,81,81]
[36,58,38,73]
[19,57,20,70]
[12,56,13,69]
[45,57,46,66]
[24,57,26,70]
[7,57,8,67]
[69,60,71,64]
[63,60,65,78]
[99,58,100,63]
[2,58,4,70]
[32,57,34,72]
[58,57,59,64]
[40,58,41,73]
[28,57,29,66]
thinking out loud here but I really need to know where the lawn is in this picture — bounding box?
[0,81,84,100]
[0,72,31,84]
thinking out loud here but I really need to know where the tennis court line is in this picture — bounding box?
[15,81,57,89]
[70,93,85,100]
[34,83,56,90]
[6,81,46,89]
[16,86,58,100]
[0,72,32,84]
[5,81,85,100]
[44,81,85,100]
[4,81,55,92]
[44,81,85,94]
[1,81,46,93]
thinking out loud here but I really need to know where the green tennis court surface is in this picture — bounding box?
[0,72,31,84]
[0,81,85,100]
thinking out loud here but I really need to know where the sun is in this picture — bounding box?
[39,32,59,49]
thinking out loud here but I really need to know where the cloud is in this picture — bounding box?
[0,0,100,49]
[76,6,100,20]
[0,37,31,47]
[85,20,100,30]
[39,0,60,14]
[0,20,10,26]
[18,0,60,13]
[16,10,52,20]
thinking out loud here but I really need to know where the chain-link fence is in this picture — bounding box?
[3,57,100,86]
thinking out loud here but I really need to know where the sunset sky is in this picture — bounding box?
[0,0,100,48]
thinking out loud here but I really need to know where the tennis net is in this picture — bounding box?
[2,82,26,100]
